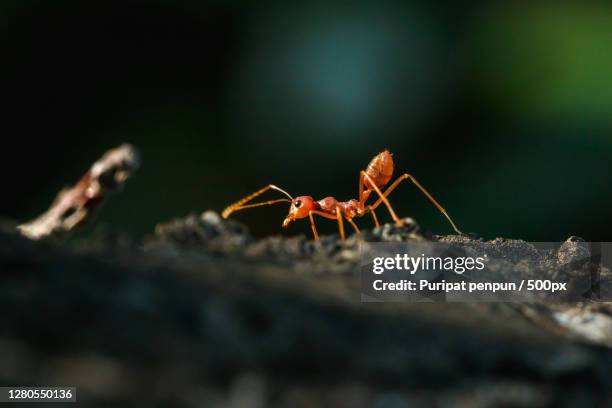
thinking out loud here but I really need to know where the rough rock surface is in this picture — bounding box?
[1,212,611,407]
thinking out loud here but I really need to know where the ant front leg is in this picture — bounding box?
[308,212,319,241]
[307,210,338,241]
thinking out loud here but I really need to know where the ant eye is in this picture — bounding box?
[294,200,302,208]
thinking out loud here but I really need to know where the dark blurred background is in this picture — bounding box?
[2,0,611,241]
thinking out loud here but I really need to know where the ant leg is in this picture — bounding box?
[222,184,291,218]
[361,171,403,225]
[309,206,356,240]
[359,171,364,202]
[335,208,346,240]
[307,210,338,241]
[370,174,464,235]
[357,171,373,206]
[347,218,360,235]
[308,212,319,241]
[368,206,380,227]
[357,171,379,227]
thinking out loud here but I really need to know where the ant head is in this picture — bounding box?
[283,196,315,227]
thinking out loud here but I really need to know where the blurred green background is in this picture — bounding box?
[2,0,611,241]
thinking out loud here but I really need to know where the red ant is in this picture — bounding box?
[222,150,463,240]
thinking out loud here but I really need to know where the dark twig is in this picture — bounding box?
[18,144,140,240]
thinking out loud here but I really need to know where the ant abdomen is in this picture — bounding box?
[365,150,394,190]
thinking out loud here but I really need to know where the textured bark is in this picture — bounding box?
[1,212,611,407]
[17,144,139,240]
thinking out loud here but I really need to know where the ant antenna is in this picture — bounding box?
[222,184,294,219]
[270,185,294,200]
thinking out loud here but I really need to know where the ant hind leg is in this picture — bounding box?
[347,218,360,235]
[361,171,404,226]
[370,173,464,235]
[368,206,380,228]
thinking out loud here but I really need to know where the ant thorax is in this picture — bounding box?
[317,197,361,218]
[316,197,338,212]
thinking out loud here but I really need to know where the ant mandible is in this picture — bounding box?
[222,150,463,240]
